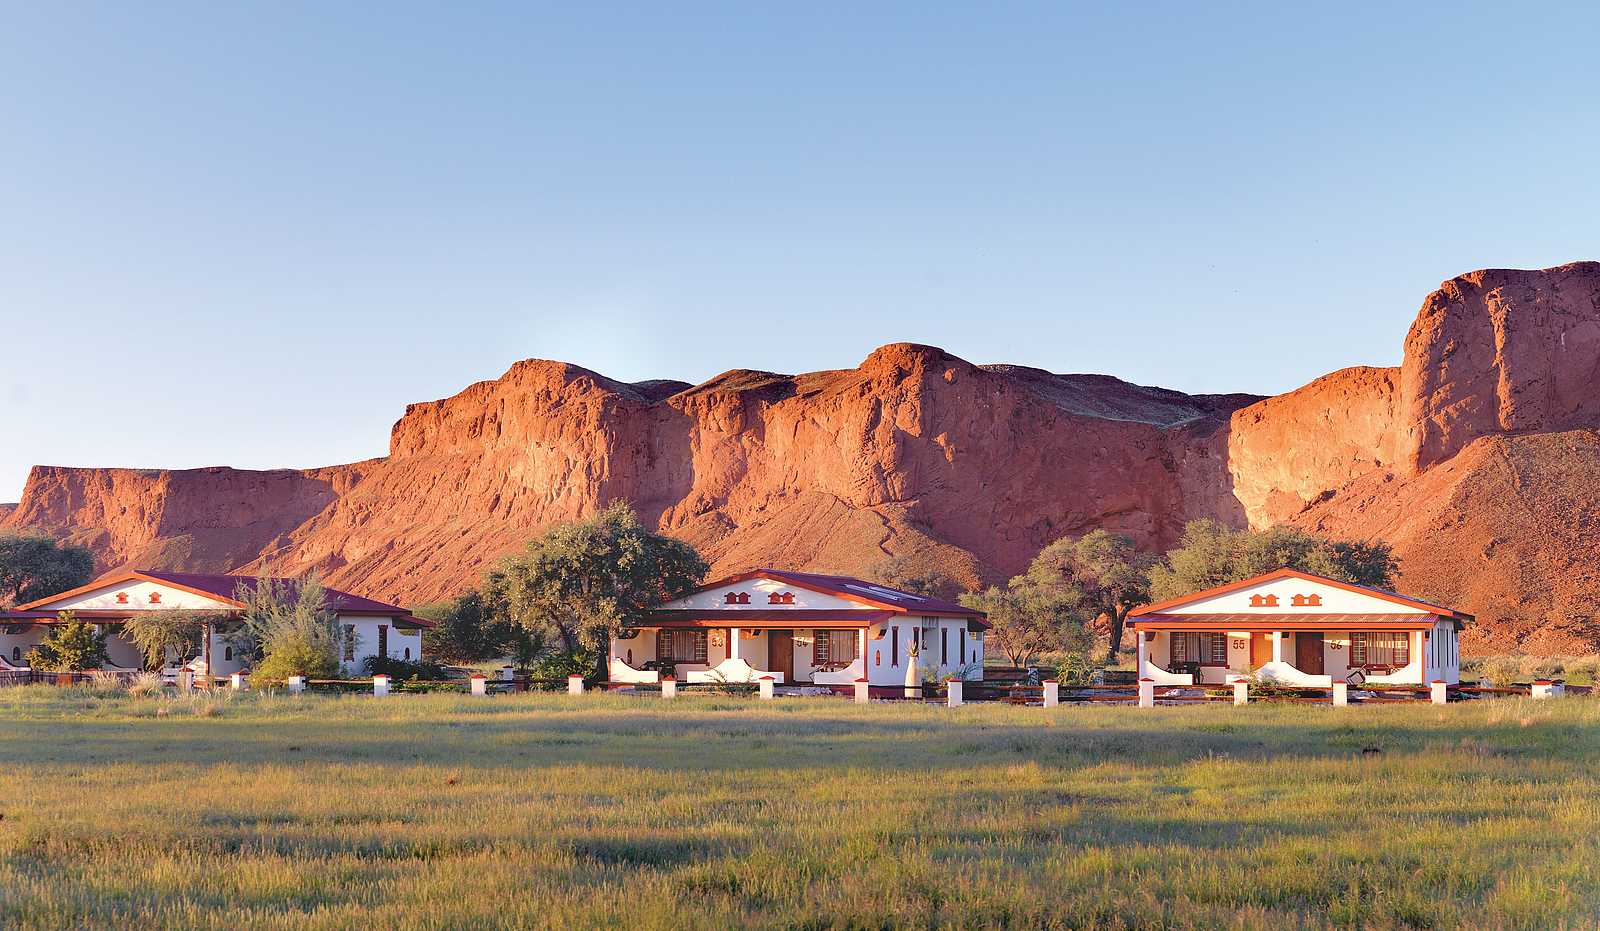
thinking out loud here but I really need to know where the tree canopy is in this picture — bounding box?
[871,555,965,602]
[1020,529,1152,660]
[0,534,94,607]
[417,591,519,665]
[1147,519,1400,602]
[487,502,708,676]
[960,579,1090,669]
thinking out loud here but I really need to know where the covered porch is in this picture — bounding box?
[1132,620,1437,688]
[609,614,874,686]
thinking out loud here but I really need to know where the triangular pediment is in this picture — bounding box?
[1136,569,1453,617]
[22,574,240,613]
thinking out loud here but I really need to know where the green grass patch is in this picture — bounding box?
[2,687,1598,928]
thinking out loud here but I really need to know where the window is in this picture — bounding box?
[343,625,356,661]
[224,646,233,661]
[812,630,858,667]
[10,647,18,662]
[941,628,948,665]
[1169,632,1228,666]
[1350,632,1409,668]
[378,624,389,658]
[891,626,899,667]
[656,629,709,664]
[960,629,967,664]
[404,647,412,660]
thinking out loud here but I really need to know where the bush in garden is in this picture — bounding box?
[24,613,108,671]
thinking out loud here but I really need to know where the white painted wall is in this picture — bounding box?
[336,616,422,675]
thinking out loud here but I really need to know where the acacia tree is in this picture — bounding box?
[0,534,94,607]
[487,502,708,680]
[871,555,965,602]
[1147,519,1400,602]
[1020,529,1152,661]
[417,591,521,664]
[960,581,1089,668]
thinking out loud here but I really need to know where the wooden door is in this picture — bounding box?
[1295,632,1324,674]
[768,630,794,682]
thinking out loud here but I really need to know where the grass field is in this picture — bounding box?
[3,688,1599,929]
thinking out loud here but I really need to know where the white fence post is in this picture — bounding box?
[946,678,963,707]
[661,676,676,699]
[854,678,870,705]
[1332,681,1348,706]
[178,669,194,694]
[1531,679,1555,699]
[1233,680,1249,706]
[759,676,775,700]
[500,664,515,681]
[373,674,390,697]
[1138,678,1155,708]
[1042,680,1059,708]
[567,674,585,696]
[230,673,246,691]
[470,675,487,696]
[1430,680,1448,705]
[287,675,304,695]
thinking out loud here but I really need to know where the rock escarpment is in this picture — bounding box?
[7,261,1600,651]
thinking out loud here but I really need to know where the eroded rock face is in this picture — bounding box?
[234,343,1258,603]
[8,261,1600,651]
[1402,262,1600,472]
[1225,366,1402,528]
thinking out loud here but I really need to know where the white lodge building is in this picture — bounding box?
[1127,568,1469,687]
[608,569,989,688]
[0,570,430,676]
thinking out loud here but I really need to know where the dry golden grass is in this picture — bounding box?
[3,686,1599,929]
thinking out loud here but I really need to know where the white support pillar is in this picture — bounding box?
[500,664,515,681]
[567,674,585,695]
[470,675,487,696]
[1042,680,1059,708]
[729,628,741,663]
[759,676,775,700]
[1233,680,1248,705]
[946,678,963,707]
[1430,680,1448,705]
[287,675,305,695]
[1135,631,1149,680]
[661,676,676,699]
[230,672,246,691]
[1138,678,1155,708]
[1413,631,1425,683]
[1332,681,1348,706]
[1531,679,1558,699]
[1270,631,1285,664]
[373,674,390,697]
[178,669,194,694]
[854,678,870,704]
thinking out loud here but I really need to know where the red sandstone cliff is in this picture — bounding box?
[6,261,1600,651]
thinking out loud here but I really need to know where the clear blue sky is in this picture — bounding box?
[2,2,1597,502]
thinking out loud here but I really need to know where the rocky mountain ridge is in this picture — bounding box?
[7,261,1600,652]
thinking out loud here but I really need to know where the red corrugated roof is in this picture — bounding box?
[138,570,410,614]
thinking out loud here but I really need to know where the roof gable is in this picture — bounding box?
[1130,568,1469,620]
[19,570,413,616]
[663,568,983,618]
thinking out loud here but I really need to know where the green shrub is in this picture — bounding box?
[1479,655,1525,686]
[25,614,108,671]
[250,636,340,686]
[362,655,454,680]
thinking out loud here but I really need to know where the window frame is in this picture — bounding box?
[1169,631,1229,667]
[1349,631,1410,668]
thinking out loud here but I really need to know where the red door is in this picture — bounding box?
[1295,632,1324,674]
[768,631,794,682]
